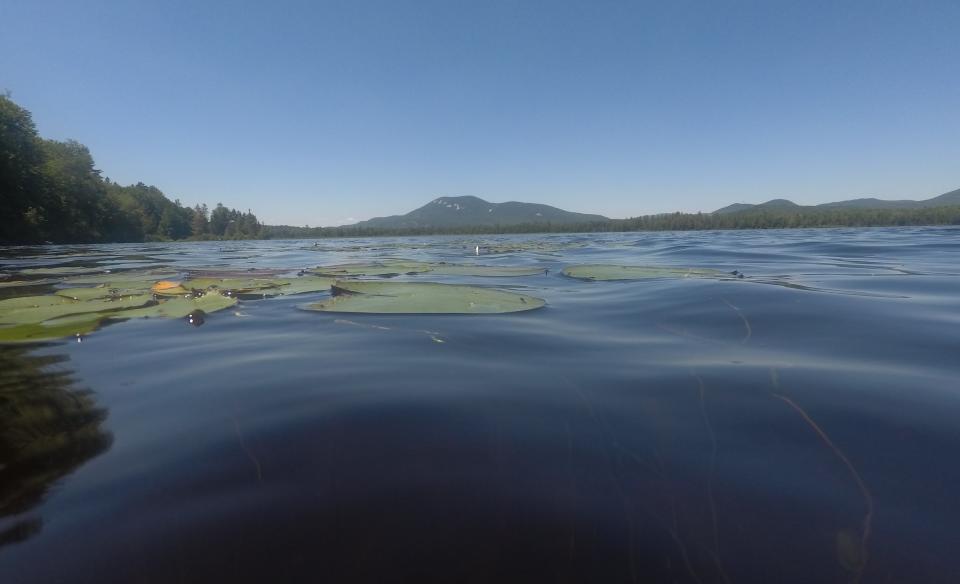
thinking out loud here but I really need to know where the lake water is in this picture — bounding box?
[1,227,959,583]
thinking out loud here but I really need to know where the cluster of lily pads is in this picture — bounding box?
[0,259,742,343]
[305,239,588,255]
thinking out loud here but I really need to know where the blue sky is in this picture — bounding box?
[2,0,958,226]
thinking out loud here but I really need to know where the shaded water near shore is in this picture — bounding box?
[1,227,959,583]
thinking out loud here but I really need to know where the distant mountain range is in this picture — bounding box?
[338,188,960,231]
[713,188,960,214]
[348,196,609,229]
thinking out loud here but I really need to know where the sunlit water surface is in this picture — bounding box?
[1,228,959,583]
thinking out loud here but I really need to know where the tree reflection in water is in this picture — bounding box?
[0,347,112,549]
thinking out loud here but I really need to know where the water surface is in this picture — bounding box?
[1,227,959,583]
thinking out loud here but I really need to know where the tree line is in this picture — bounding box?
[5,93,957,244]
[275,205,960,239]
[1,94,261,244]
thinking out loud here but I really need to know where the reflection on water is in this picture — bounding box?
[0,347,112,548]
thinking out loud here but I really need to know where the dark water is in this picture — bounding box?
[1,227,959,583]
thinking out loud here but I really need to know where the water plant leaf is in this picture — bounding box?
[302,280,545,314]
[110,292,237,319]
[427,264,546,277]
[0,295,77,311]
[76,279,155,293]
[55,287,117,301]
[0,294,155,325]
[0,278,61,289]
[181,277,283,293]
[561,264,730,281]
[307,261,543,278]
[19,266,108,276]
[0,313,106,344]
[265,277,335,295]
[476,241,587,255]
[307,261,432,277]
[64,271,178,285]
[185,267,290,279]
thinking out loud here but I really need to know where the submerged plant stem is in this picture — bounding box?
[695,374,730,584]
[772,392,874,584]
[721,298,751,344]
[233,416,263,482]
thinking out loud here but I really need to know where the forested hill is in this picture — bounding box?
[714,188,960,214]
[351,196,609,229]
[0,94,261,245]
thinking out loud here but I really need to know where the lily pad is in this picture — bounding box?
[266,277,335,296]
[181,277,283,294]
[185,267,291,279]
[0,278,61,289]
[428,264,546,277]
[302,280,545,314]
[0,295,77,311]
[0,313,106,344]
[55,287,118,301]
[110,292,237,319]
[308,261,432,277]
[64,271,178,285]
[307,261,544,278]
[0,294,155,325]
[173,275,334,298]
[561,265,730,281]
[19,266,108,276]
[76,279,155,293]
[476,241,587,255]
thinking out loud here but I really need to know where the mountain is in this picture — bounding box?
[348,196,609,229]
[713,203,757,214]
[712,188,960,214]
[920,187,960,207]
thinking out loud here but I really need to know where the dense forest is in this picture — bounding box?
[0,94,262,244]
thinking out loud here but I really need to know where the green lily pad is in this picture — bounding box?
[307,261,432,277]
[181,277,283,293]
[0,294,154,325]
[0,313,106,344]
[307,261,544,278]
[110,292,237,319]
[561,265,730,281]
[67,279,154,293]
[55,287,119,301]
[266,277,335,296]
[427,264,546,277]
[19,266,108,276]
[64,271,178,285]
[0,278,61,288]
[185,267,291,279]
[0,295,76,311]
[302,280,545,314]
[477,241,587,255]
[174,276,334,298]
